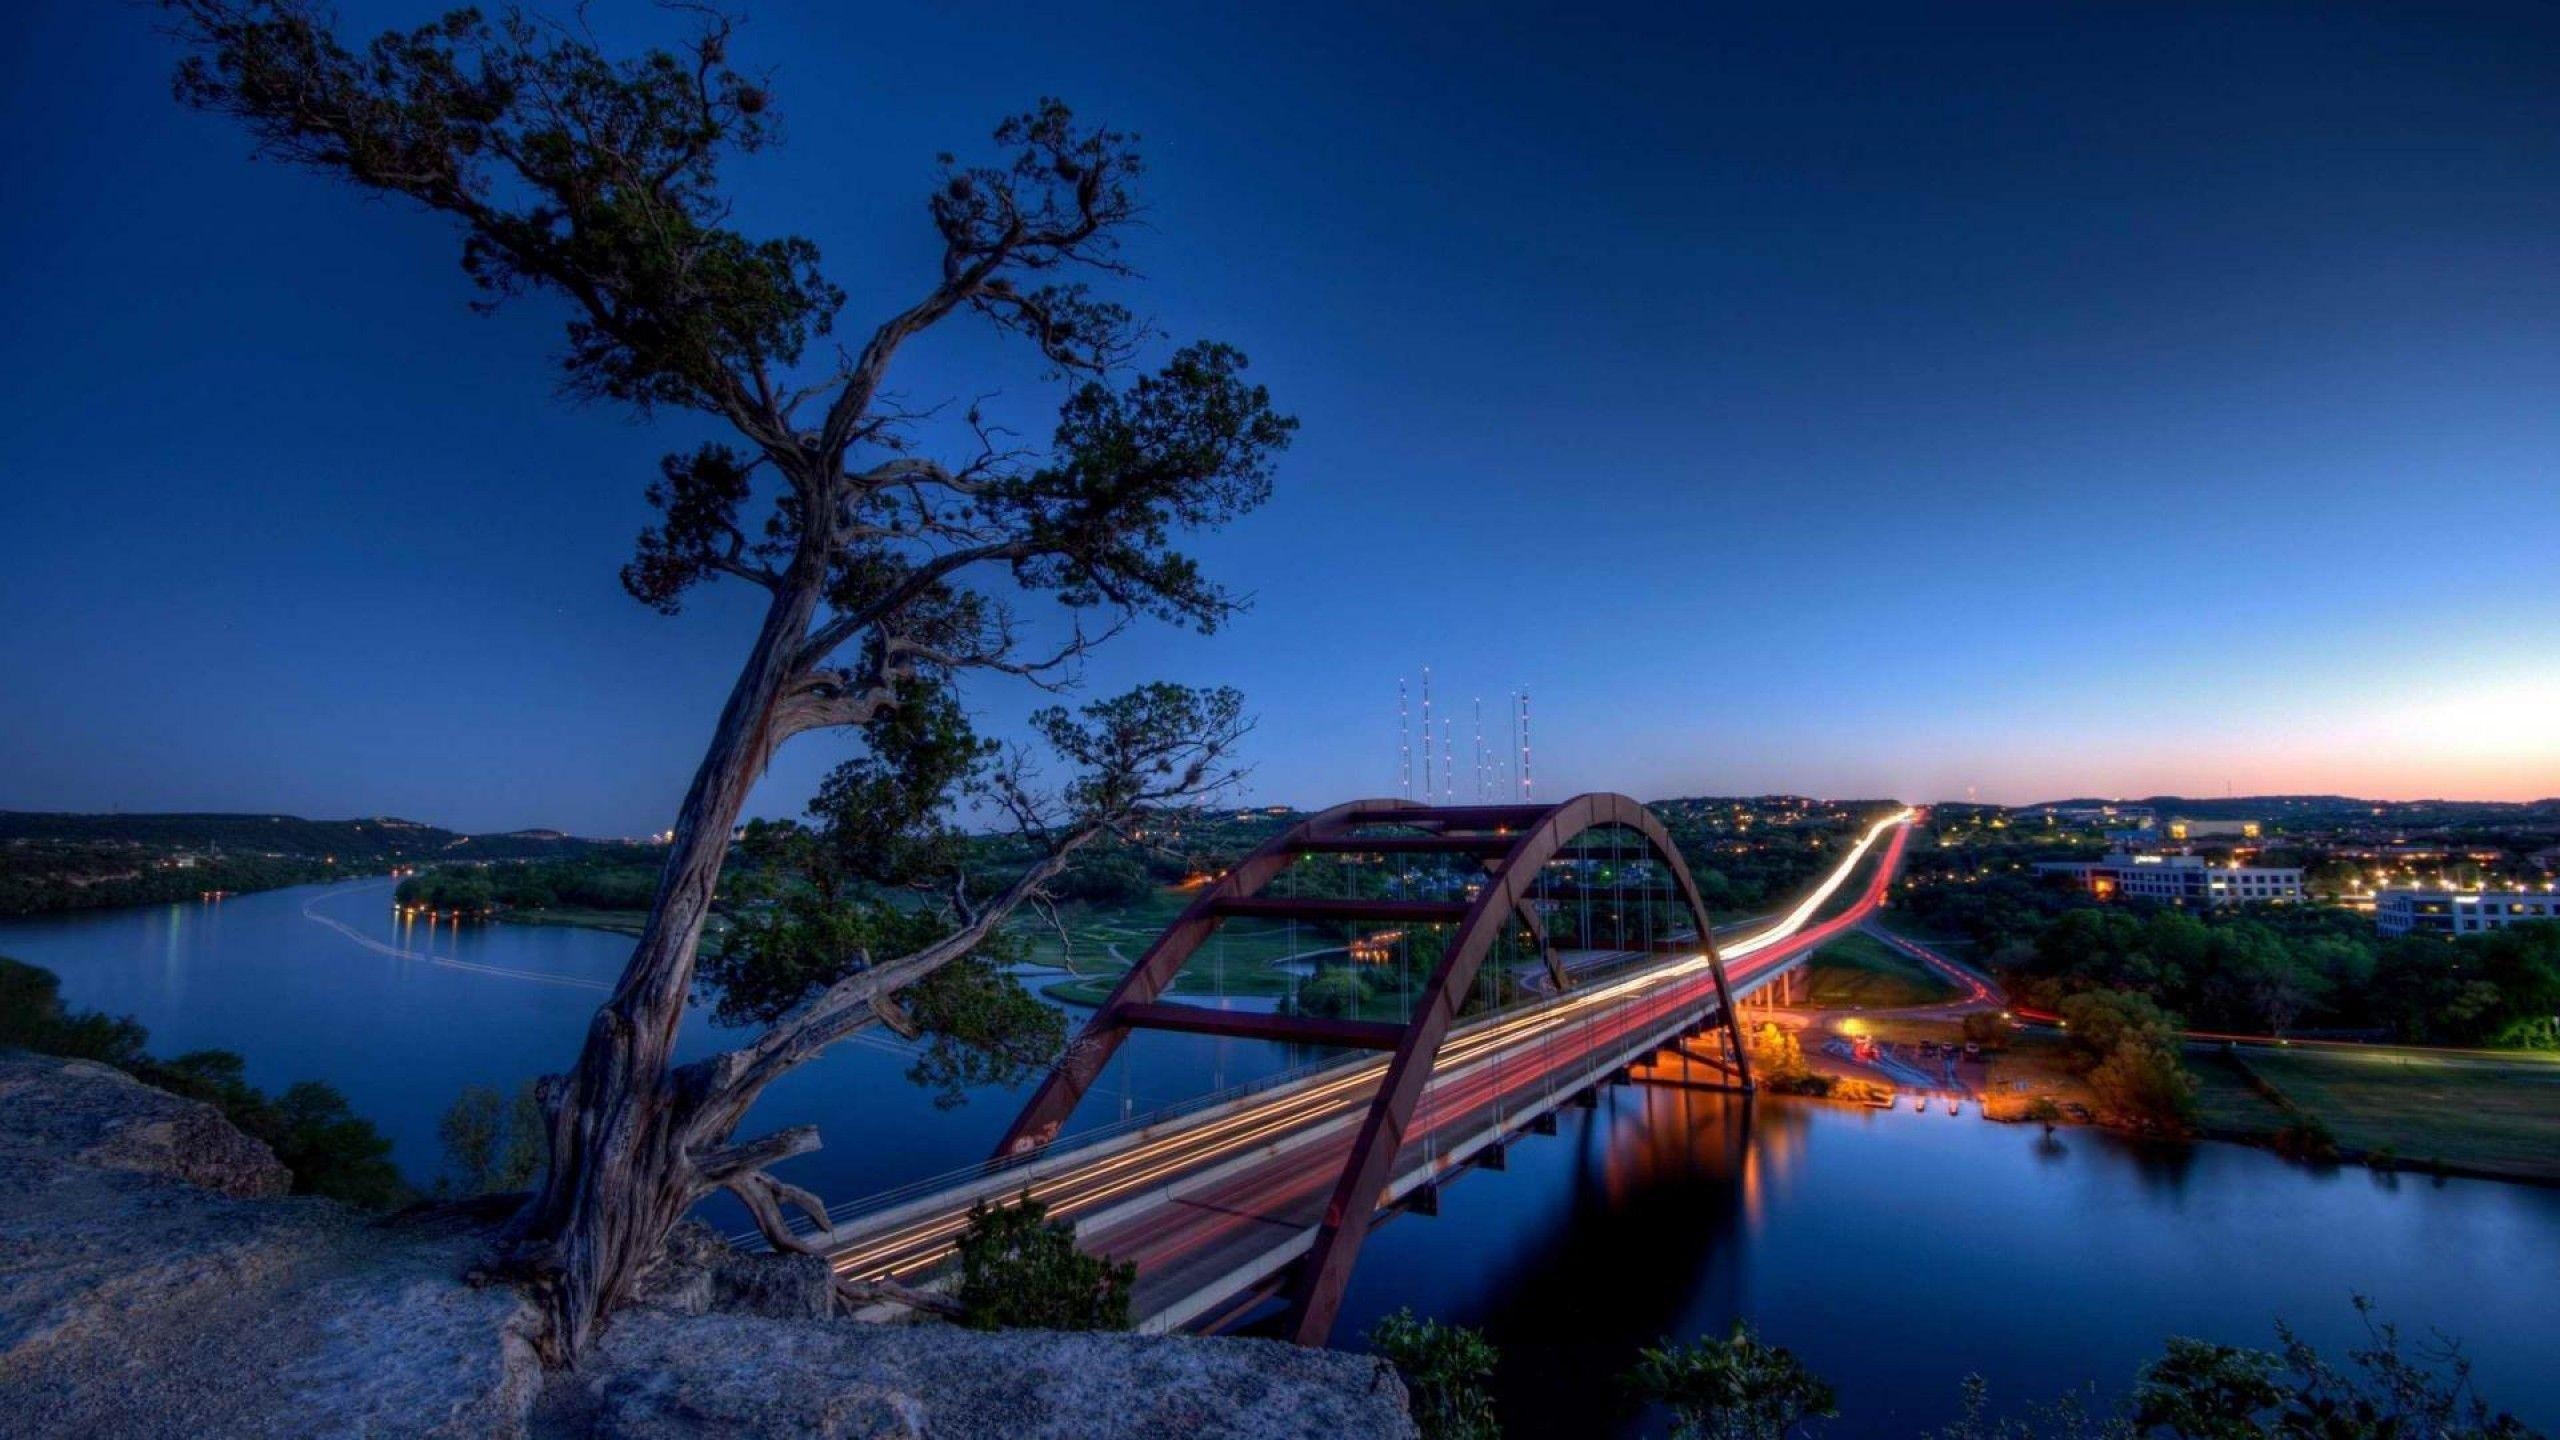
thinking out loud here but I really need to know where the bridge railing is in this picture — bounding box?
[740,936,1716,1251]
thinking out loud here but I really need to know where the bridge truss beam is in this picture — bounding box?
[991,792,1755,1346]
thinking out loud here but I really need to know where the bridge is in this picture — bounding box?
[784,796,1914,1345]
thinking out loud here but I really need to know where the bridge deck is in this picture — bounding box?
[813,815,1911,1332]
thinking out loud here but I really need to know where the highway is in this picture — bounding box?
[818,809,1916,1331]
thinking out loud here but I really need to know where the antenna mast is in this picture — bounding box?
[1505,691,1525,799]
[1397,678,1411,799]
[1472,697,1486,801]
[1420,667,1434,805]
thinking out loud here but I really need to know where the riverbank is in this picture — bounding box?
[497,906,651,937]
[1818,1008,2560,1186]
[0,861,390,920]
[2190,1042,2560,1186]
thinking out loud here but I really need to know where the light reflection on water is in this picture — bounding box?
[2,878,2555,1434]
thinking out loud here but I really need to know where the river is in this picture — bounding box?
[5,879,2555,1434]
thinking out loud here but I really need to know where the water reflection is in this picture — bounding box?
[5,881,2557,1434]
[1332,1076,2560,1436]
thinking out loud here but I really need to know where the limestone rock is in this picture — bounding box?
[574,1311,1419,1439]
[0,1050,289,1199]
[0,1052,541,1440]
[630,1219,836,1321]
[0,1049,1416,1440]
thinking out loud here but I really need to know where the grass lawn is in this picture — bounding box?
[2190,1052,2297,1135]
[2221,1046,2560,1183]
[1016,885,1379,1007]
[1803,930,1960,1009]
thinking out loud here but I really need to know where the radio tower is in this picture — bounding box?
[1505,691,1525,799]
[1441,719,1456,804]
[1397,678,1412,799]
[1507,690,1520,799]
[1420,667,1435,805]
[1472,697,1487,801]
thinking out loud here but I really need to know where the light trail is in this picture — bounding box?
[821,811,1915,1288]
[301,887,611,991]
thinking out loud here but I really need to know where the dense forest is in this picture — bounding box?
[0,811,612,860]
[0,811,643,917]
[1901,868,2560,1050]
[393,854,667,915]
[0,844,345,916]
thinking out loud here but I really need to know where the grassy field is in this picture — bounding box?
[1803,930,1960,1009]
[2189,1053,2298,1134]
[1015,885,1366,1007]
[2210,1045,2560,1183]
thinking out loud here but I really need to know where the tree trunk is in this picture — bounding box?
[503,569,822,1364]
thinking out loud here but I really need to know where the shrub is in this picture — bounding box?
[1937,1299,2533,1440]
[951,1191,1133,1332]
[1748,1023,1811,1087]
[2085,1036,2198,1132]
[438,1081,549,1194]
[1367,1308,1501,1440]
[1960,1010,2013,1051]
[1626,1321,1839,1440]
[1293,965,1376,1019]
[1829,1076,1891,1106]
[0,956,147,1064]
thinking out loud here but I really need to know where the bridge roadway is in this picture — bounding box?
[815,811,1915,1332]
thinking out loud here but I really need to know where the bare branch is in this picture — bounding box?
[691,1124,820,1185]
[722,1168,834,1257]
[836,1275,966,1319]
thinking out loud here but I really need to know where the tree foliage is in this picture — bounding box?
[1899,862,2560,1050]
[1937,1298,2540,1440]
[163,0,1291,1358]
[950,1191,1134,1332]
[440,1081,549,1194]
[2058,991,2198,1132]
[1367,1309,1502,1440]
[1627,1322,1841,1440]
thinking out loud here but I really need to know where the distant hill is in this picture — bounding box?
[0,811,623,862]
[2012,795,2560,825]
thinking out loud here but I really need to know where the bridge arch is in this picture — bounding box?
[995,792,1754,1344]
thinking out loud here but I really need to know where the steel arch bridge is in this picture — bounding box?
[996,791,1754,1344]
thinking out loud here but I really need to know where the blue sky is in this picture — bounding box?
[3,2,2556,834]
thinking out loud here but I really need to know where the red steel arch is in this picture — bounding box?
[994,792,1753,1345]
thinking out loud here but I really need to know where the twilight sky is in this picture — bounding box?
[3,2,2557,835]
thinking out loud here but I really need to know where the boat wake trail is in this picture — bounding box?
[301,890,611,991]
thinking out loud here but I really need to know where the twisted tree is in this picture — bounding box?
[165,1,1291,1360]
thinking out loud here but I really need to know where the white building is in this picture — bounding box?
[2035,852,2304,907]
[2375,887,2560,937]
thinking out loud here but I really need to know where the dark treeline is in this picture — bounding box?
[0,812,645,918]
[395,853,665,914]
[0,955,409,1207]
[0,845,344,916]
[0,810,614,861]
[1654,797,1904,916]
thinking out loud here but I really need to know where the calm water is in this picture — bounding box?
[6,880,2556,1435]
